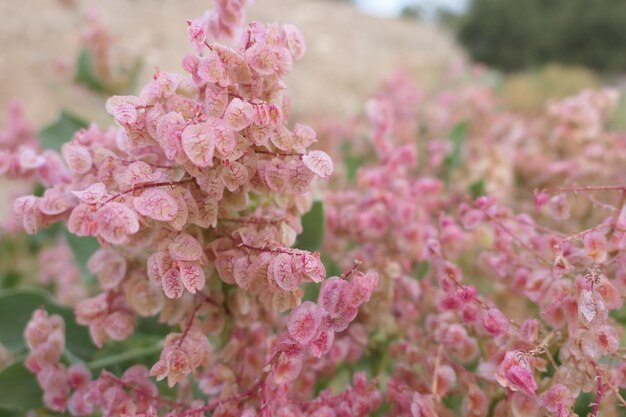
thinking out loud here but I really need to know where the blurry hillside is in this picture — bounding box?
[0,0,462,125]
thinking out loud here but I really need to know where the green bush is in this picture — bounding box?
[457,0,626,74]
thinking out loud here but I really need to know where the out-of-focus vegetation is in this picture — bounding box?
[501,64,600,112]
[457,0,626,74]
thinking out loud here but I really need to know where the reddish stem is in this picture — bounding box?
[117,159,176,170]
[101,373,187,409]
[340,260,362,279]
[482,210,552,267]
[220,216,285,225]
[230,93,266,106]
[238,242,295,255]
[556,223,612,248]
[255,149,304,158]
[101,178,195,205]
[542,185,626,193]
[176,353,280,416]
[590,361,604,417]
[177,301,204,349]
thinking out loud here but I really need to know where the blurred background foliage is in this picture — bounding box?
[500,64,600,112]
[456,0,626,75]
[351,0,626,114]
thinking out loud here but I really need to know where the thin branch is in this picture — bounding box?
[590,361,605,417]
[101,178,195,205]
[482,211,552,267]
[542,185,626,193]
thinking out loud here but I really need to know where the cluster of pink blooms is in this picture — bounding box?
[0,101,68,188]
[318,69,626,416]
[38,243,87,306]
[7,1,382,416]
[187,0,249,46]
[25,308,178,416]
[24,308,94,414]
[5,1,626,417]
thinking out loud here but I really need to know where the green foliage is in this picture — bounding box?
[468,178,486,199]
[75,47,143,95]
[0,288,95,359]
[0,361,43,411]
[443,121,468,185]
[63,231,100,284]
[295,201,325,252]
[75,48,105,93]
[321,254,342,277]
[0,272,20,290]
[458,0,626,74]
[0,288,171,413]
[501,64,600,112]
[86,339,163,374]
[573,391,595,416]
[412,261,430,280]
[340,142,363,183]
[39,111,88,151]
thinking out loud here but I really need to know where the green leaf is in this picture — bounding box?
[64,231,100,284]
[125,57,144,95]
[294,200,325,251]
[0,361,42,410]
[38,111,88,151]
[87,341,163,374]
[443,121,468,183]
[340,141,363,183]
[0,272,21,290]
[345,154,361,183]
[469,178,487,199]
[75,48,105,93]
[0,288,95,360]
[412,261,430,280]
[573,391,594,417]
[321,254,342,277]
[0,407,24,417]
[443,393,464,414]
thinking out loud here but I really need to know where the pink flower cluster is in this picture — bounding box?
[188,0,249,47]
[8,1,626,417]
[272,270,378,383]
[0,101,68,187]
[38,243,87,306]
[24,309,93,414]
[316,68,626,416]
[9,2,386,416]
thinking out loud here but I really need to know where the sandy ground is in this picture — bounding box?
[0,0,462,125]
